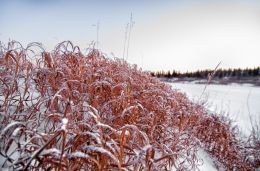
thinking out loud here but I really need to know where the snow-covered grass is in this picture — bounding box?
[0,41,259,170]
[171,82,260,170]
[171,82,260,137]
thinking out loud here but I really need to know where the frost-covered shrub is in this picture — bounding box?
[0,41,200,170]
[247,118,260,169]
[0,41,256,170]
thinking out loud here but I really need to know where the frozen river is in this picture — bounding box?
[170,82,260,137]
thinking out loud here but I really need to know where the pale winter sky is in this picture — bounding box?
[1,0,260,72]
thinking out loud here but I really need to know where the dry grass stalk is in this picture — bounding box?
[0,41,257,170]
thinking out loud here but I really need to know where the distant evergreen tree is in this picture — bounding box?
[236,68,242,78]
[172,70,178,77]
[231,69,236,77]
[150,66,260,79]
[166,71,171,78]
[248,68,253,77]
[227,69,232,77]
[218,69,224,78]
[253,67,260,76]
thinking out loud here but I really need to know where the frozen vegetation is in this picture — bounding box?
[0,41,259,170]
[171,82,260,137]
[171,82,260,170]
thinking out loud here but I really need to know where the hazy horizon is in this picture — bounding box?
[1,0,260,72]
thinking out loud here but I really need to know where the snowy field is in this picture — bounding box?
[170,82,260,170]
[171,82,260,137]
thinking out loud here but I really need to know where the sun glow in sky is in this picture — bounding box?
[1,0,260,72]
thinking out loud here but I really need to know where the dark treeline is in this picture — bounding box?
[151,67,260,79]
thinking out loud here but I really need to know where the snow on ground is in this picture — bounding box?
[171,82,260,137]
[170,82,260,170]
[197,149,218,171]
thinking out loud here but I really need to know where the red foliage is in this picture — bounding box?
[0,41,258,170]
